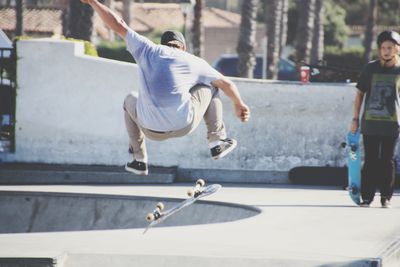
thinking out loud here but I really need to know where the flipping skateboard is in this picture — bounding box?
[143,179,221,234]
[346,129,361,205]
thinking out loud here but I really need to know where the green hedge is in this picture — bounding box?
[96,41,135,63]
[310,46,378,83]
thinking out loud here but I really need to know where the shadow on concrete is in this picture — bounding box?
[256,204,356,208]
[0,191,260,234]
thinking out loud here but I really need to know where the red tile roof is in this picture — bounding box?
[1,3,242,37]
[0,7,62,34]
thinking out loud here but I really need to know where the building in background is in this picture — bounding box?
[0,1,265,64]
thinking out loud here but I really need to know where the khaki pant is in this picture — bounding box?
[123,85,226,162]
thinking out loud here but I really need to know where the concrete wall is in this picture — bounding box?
[0,39,356,173]
[5,38,138,165]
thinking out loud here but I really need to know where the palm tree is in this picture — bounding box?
[266,0,283,80]
[104,0,115,41]
[15,0,24,36]
[311,0,324,64]
[192,0,204,58]
[278,0,289,59]
[65,0,94,41]
[295,0,316,64]
[122,0,131,28]
[236,0,258,78]
[363,0,377,63]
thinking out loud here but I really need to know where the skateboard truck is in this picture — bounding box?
[187,179,205,198]
[349,184,359,195]
[146,202,165,222]
[143,179,221,234]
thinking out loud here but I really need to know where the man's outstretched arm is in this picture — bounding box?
[81,0,128,39]
[211,77,250,123]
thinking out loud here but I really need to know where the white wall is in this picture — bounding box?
[4,39,139,165]
[1,39,356,172]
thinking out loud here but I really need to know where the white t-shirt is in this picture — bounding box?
[125,29,223,131]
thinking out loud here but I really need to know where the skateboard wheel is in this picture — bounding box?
[146,213,155,222]
[156,202,165,211]
[187,189,195,197]
[196,179,205,187]
[351,187,359,194]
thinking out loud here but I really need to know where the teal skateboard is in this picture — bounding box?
[346,129,361,205]
[143,179,221,234]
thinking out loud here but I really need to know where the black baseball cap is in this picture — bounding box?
[160,30,186,49]
[377,30,400,46]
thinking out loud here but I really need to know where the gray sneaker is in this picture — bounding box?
[359,200,371,208]
[381,198,391,209]
[210,138,237,160]
[125,160,148,175]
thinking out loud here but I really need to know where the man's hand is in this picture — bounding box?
[350,119,359,134]
[235,103,250,122]
[79,0,128,39]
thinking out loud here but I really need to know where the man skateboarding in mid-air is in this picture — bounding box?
[80,0,250,175]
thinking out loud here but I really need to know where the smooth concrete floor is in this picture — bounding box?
[0,184,399,266]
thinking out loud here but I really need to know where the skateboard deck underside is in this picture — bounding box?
[144,184,221,233]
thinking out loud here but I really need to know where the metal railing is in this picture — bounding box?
[0,47,16,153]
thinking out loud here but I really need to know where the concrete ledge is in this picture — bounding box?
[177,168,288,184]
[2,163,397,186]
[0,163,175,184]
[0,258,56,267]
[0,163,291,184]
[288,166,400,188]
[62,254,381,267]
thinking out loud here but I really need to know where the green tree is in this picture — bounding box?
[377,0,400,25]
[335,0,399,26]
[287,1,349,50]
[65,0,94,41]
[323,1,349,49]
[335,0,368,25]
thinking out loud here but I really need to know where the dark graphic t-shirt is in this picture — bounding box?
[356,60,400,136]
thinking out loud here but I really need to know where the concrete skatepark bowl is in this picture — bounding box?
[0,191,261,233]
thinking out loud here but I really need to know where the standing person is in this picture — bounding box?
[80,0,250,175]
[351,30,400,208]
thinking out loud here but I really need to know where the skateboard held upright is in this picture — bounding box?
[347,129,361,205]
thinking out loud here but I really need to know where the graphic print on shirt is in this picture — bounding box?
[365,74,400,122]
